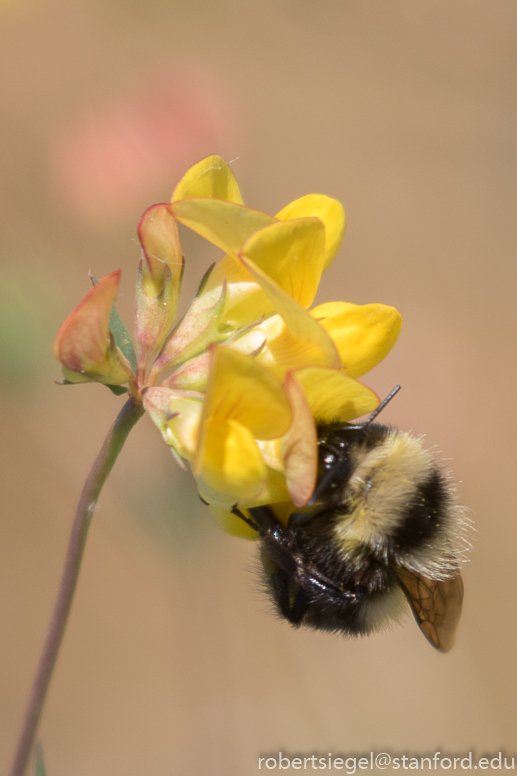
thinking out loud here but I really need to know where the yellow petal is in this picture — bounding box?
[295,366,379,423]
[256,438,284,472]
[199,417,267,500]
[200,466,291,518]
[255,468,291,506]
[239,258,340,376]
[240,217,325,308]
[202,346,292,439]
[253,315,335,380]
[171,155,244,204]
[310,301,356,318]
[170,198,276,257]
[227,327,267,358]
[311,302,403,378]
[276,194,345,271]
[281,371,318,507]
[207,503,259,540]
[200,253,275,329]
[204,252,256,291]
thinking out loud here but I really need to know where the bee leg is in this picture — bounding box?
[289,587,309,624]
[230,504,262,534]
[270,571,308,625]
[248,505,286,534]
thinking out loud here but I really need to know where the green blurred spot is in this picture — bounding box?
[120,458,216,559]
[34,743,47,776]
[0,276,42,389]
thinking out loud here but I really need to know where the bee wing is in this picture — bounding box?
[394,567,464,653]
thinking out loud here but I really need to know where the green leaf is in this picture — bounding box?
[34,743,46,776]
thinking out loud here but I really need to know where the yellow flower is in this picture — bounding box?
[145,156,402,535]
[54,155,403,540]
[156,157,400,386]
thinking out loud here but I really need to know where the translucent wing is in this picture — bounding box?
[395,566,464,653]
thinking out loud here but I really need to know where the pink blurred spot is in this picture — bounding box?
[50,67,241,226]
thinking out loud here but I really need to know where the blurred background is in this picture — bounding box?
[1,0,516,773]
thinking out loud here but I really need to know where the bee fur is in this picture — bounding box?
[232,388,468,652]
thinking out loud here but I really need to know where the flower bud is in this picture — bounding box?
[53,270,134,385]
[135,204,185,370]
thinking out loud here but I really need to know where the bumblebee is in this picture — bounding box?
[232,388,467,652]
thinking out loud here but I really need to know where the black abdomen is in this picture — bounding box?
[391,467,449,551]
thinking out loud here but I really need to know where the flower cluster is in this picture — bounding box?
[54,155,402,537]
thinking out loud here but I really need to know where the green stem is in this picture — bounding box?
[8,397,145,776]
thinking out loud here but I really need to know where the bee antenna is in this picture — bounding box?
[346,385,401,430]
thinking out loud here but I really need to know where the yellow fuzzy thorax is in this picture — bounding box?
[333,430,434,551]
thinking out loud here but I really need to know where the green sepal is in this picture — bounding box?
[56,373,128,395]
[106,384,129,396]
[58,366,90,384]
[195,263,215,296]
[108,304,137,373]
[90,272,138,373]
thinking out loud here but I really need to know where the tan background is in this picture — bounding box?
[1,0,515,773]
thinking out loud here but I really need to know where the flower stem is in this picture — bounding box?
[8,397,145,776]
